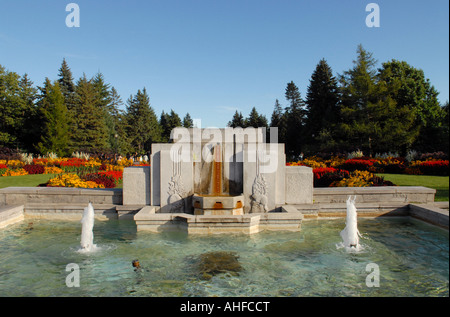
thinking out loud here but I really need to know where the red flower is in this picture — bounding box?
[23,164,45,174]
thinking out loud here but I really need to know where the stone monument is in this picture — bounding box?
[123,127,312,234]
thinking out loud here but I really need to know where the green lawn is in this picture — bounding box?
[378,173,449,202]
[0,174,57,189]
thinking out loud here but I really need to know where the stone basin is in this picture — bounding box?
[192,194,244,216]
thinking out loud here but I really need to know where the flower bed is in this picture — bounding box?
[23,164,45,175]
[286,153,448,187]
[0,155,135,189]
[313,167,350,188]
[413,160,449,176]
[47,173,104,189]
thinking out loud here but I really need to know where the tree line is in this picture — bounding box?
[229,45,448,159]
[1,45,448,159]
[0,59,194,157]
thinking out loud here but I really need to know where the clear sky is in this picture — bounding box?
[0,0,448,128]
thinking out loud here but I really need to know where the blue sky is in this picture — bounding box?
[0,0,448,128]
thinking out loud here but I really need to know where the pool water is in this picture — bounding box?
[0,217,448,297]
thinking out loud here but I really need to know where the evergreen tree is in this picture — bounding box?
[270,99,287,144]
[36,79,69,156]
[57,58,76,111]
[284,81,306,158]
[339,45,382,155]
[57,59,77,150]
[126,88,161,153]
[92,72,116,151]
[159,110,171,142]
[107,87,130,154]
[18,73,39,152]
[168,109,182,133]
[159,109,182,141]
[71,74,109,151]
[305,59,340,151]
[245,107,268,128]
[183,113,194,128]
[92,72,111,112]
[227,110,246,128]
[0,65,33,149]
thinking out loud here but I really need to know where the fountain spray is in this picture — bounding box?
[340,195,362,249]
[80,202,96,252]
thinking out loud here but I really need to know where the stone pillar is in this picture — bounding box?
[285,166,313,205]
[159,149,194,213]
[123,166,151,205]
[243,143,284,213]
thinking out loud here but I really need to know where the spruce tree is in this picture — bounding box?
[71,74,109,151]
[159,110,171,142]
[168,109,182,134]
[36,79,69,156]
[339,45,381,155]
[227,110,246,128]
[107,87,130,154]
[245,107,268,128]
[270,99,287,144]
[125,88,161,153]
[183,113,194,128]
[305,59,340,151]
[18,73,39,152]
[284,81,306,158]
[57,58,76,111]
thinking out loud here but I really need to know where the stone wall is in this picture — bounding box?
[0,187,122,206]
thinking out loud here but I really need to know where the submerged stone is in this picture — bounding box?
[194,251,242,280]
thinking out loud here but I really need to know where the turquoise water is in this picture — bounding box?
[0,217,448,297]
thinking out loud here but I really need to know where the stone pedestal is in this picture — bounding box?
[192,194,244,215]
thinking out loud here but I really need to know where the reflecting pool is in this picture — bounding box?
[0,217,447,296]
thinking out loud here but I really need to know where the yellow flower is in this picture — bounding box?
[85,158,102,168]
[117,158,134,167]
[7,160,24,168]
[47,173,104,188]
[44,166,64,174]
[2,168,28,177]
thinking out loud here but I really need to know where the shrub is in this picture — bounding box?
[370,175,396,187]
[404,167,423,175]
[0,147,21,160]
